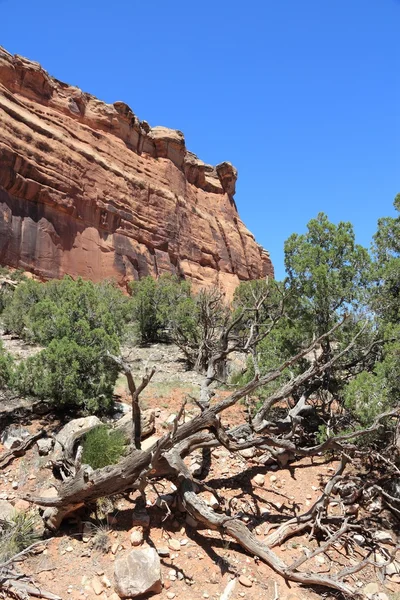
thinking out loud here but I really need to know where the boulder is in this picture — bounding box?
[114,548,162,598]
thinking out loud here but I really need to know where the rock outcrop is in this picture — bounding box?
[0,47,273,295]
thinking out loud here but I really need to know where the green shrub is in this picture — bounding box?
[13,338,119,413]
[129,274,192,343]
[2,276,131,346]
[0,340,14,389]
[0,511,40,561]
[82,425,127,470]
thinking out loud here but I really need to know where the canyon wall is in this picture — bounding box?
[0,47,273,296]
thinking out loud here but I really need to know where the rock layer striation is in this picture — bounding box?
[0,47,273,295]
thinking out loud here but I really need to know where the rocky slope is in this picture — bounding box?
[0,47,273,295]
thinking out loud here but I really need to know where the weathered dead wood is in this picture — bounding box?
[164,449,357,597]
[0,539,60,600]
[109,354,155,449]
[0,576,62,600]
[0,430,45,469]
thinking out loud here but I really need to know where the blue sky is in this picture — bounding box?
[1,0,399,279]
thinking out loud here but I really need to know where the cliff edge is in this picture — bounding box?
[0,47,273,295]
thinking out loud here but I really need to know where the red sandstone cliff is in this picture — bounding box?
[0,47,273,296]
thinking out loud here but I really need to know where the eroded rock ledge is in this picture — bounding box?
[0,46,273,295]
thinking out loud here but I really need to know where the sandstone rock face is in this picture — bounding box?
[0,47,273,295]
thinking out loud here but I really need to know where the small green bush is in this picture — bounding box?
[82,425,127,470]
[0,340,14,389]
[0,511,40,561]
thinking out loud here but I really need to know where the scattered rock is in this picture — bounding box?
[203,492,219,510]
[386,561,400,575]
[239,447,256,459]
[114,548,162,598]
[36,437,54,456]
[363,582,381,597]
[168,538,181,552]
[13,499,30,512]
[354,534,365,546]
[156,546,170,557]
[373,530,393,543]
[0,499,14,522]
[239,575,253,587]
[130,528,143,547]
[252,474,265,486]
[91,576,104,595]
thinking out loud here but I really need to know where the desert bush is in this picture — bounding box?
[81,425,127,469]
[2,276,131,345]
[0,340,14,389]
[129,274,192,343]
[0,511,40,561]
[13,338,119,413]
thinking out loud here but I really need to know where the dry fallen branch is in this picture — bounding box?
[0,431,45,469]
[21,313,397,597]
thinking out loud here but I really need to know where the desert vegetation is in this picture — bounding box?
[0,198,399,599]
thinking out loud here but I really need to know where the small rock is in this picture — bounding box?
[168,539,181,552]
[166,593,176,599]
[386,561,400,575]
[13,499,30,512]
[239,447,256,459]
[11,481,18,490]
[239,575,253,587]
[315,555,325,564]
[156,546,170,557]
[36,438,54,456]
[354,534,365,546]
[363,582,381,597]
[373,530,393,543]
[203,492,219,510]
[91,577,103,595]
[270,475,277,483]
[180,538,188,546]
[130,528,144,547]
[252,474,265,487]
[111,542,119,555]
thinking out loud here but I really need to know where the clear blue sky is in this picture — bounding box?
[1,0,399,279]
